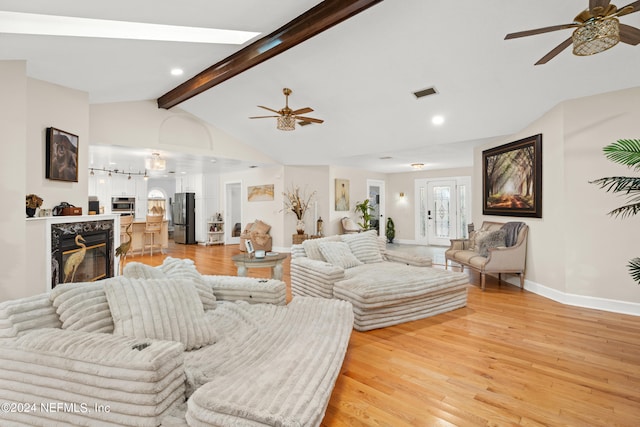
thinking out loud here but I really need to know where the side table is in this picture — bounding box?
[231,253,288,280]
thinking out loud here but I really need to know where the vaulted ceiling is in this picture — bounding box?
[2,0,639,174]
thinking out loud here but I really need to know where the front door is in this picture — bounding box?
[415,178,470,246]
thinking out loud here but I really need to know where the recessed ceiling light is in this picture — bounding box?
[432,115,445,125]
[411,163,424,170]
[171,68,184,76]
[0,11,260,44]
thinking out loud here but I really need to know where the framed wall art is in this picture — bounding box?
[46,127,79,182]
[483,134,542,218]
[335,179,350,211]
[247,184,275,202]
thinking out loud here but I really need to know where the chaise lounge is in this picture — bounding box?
[0,257,353,426]
[291,231,469,331]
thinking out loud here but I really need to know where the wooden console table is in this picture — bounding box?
[292,234,322,244]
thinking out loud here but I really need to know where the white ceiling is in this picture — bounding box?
[2,0,639,174]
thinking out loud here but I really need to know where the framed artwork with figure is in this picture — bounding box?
[335,179,350,211]
[46,127,79,182]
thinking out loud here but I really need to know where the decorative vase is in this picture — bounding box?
[26,207,36,218]
[296,219,305,235]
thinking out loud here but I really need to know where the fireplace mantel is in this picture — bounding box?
[26,214,120,292]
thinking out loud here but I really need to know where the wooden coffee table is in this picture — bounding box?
[231,252,288,280]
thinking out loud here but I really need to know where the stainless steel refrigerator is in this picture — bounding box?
[172,192,196,244]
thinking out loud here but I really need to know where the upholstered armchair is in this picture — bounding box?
[340,217,362,234]
[239,220,273,252]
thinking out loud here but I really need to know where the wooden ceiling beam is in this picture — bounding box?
[157,0,383,109]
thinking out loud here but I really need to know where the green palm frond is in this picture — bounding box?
[607,203,640,219]
[628,258,640,285]
[603,139,640,170]
[590,176,640,194]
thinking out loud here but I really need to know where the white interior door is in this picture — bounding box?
[225,181,241,245]
[367,179,385,236]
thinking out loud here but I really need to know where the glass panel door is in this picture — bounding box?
[427,180,456,246]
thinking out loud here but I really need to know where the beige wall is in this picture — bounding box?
[0,61,28,301]
[0,63,89,301]
[475,87,640,308]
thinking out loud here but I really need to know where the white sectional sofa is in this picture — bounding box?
[0,257,354,426]
[290,231,470,331]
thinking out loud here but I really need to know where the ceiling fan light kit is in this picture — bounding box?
[277,115,296,131]
[573,17,620,55]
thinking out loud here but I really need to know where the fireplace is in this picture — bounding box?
[51,220,115,289]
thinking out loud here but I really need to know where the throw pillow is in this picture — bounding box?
[477,230,507,257]
[124,258,217,311]
[251,219,271,235]
[49,281,114,333]
[341,230,384,264]
[318,241,363,269]
[469,229,490,251]
[104,277,217,351]
[159,257,217,310]
[301,235,340,261]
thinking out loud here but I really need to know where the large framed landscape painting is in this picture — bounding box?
[483,134,542,218]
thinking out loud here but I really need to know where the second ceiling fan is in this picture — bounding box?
[505,0,640,65]
[250,88,324,131]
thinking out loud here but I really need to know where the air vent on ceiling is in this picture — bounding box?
[413,86,438,99]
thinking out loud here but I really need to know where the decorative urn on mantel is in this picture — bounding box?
[296,219,306,235]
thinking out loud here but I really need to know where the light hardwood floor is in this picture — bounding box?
[125,242,640,427]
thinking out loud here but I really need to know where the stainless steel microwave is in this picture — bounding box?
[111,196,135,213]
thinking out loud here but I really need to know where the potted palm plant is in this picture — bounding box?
[591,138,640,284]
[354,199,374,230]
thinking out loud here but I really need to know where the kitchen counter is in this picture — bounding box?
[120,218,169,255]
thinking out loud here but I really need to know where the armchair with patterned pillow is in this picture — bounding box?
[239,219,273,252]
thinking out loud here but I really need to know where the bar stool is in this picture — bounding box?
[119,215,133,245]
[143,215,163,256]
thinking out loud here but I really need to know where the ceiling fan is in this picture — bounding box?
[505,0,640,65]
[249,88,324,131]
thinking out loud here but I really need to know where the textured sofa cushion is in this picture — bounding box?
[0,293,61,338]
[124,258,217,311]
[477,229,507,257]
[318,241,363,269]
[49,281,114,333]
[105,278,218,351]
[341,230,384,264]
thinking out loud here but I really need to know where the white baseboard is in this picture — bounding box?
[504,276,640,317]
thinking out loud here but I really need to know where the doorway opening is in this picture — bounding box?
[225,181,242,245]
[366,179,385,236]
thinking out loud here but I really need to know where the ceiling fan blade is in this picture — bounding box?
[505,23,578,39]
[534,37,573,65]
[295,116,324,124]
[258,105,280,114]
[291,107,314,115]
[616,1,640,17]
[249,115,280,119]
[620,23,640,44]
